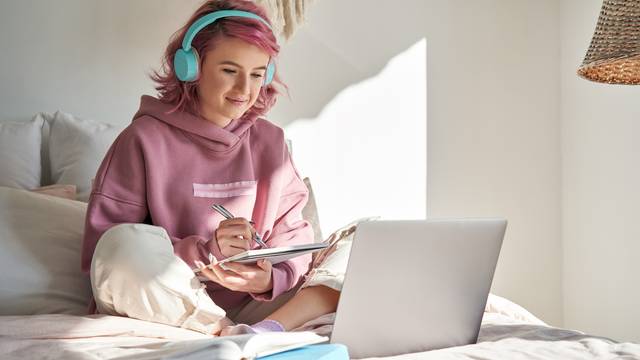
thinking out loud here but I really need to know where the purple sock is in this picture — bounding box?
[250,319,285,333]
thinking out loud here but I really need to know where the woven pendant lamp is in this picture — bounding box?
[577,0,640,85]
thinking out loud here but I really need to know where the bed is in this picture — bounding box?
[1,111,639,359]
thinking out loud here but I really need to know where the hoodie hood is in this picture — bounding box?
[132,95,255,152]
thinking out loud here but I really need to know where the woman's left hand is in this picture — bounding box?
[196,258,273,294]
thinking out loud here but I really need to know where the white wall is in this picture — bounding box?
[425,0,562,326]
[272,0,563,327]
[561,0,640,343]
[0,1,563,327]
[0,0,202,123]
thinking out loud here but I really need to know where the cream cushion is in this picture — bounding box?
[0,186,92,315]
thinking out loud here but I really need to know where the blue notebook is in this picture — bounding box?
[258,344,349,360]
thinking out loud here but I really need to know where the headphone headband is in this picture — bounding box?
[181,10,272,51]
[174,9,276,84]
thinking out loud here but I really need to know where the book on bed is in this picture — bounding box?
[113,331,334,359]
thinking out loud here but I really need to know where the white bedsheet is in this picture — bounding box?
[1,295,638,359]
[364,313,640,360]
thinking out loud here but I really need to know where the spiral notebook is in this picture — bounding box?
[192,242,329,273]
[218,242,329,265]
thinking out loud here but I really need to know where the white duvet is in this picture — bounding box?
[1,294,638,360]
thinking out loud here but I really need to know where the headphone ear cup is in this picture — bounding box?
[263,61,275,86]
[174,48,200,82]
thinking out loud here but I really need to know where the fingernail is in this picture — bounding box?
[195,260,206,269]
[208,253,217,264]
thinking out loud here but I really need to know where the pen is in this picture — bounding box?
[211,204,268,248]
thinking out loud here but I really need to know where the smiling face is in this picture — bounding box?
[197,36,271,127]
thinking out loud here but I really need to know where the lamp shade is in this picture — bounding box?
[577,0,640,85]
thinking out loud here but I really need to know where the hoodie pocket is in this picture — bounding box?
[193,181,257,198]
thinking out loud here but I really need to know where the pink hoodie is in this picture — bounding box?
[82,95,313,312]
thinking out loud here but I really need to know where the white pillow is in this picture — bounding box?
[0,115,44,189]
[48,111,122,202]
[0,186,91,315]
[39,112,55,187]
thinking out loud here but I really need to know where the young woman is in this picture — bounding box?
[81,0,342,335]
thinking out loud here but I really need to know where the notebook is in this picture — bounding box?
[259,344,348,359]
[217,243,329,265]
[218,243,329,264]
[193,242,329,273]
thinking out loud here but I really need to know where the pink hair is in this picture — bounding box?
[150,0,284,121]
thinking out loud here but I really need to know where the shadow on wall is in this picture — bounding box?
[270,0,429,127]
[283,39,427,236]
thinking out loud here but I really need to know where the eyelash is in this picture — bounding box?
[223,69,263,78]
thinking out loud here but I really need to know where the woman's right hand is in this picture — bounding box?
[215,218,256,257]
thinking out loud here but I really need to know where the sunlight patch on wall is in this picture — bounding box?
[285,38,427,236]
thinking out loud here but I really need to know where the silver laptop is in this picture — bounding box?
[329,218,507,359]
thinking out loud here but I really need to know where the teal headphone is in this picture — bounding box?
[174,10,276,85]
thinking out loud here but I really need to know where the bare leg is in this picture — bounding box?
[220,285,340,335]
[265,285,340,330]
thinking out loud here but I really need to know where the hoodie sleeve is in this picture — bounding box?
[251,150,314,301]
[81,129,149,273]
[171,234,224,270]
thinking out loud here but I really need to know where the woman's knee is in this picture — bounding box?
[97,223,171,253]
[91,223,174,284]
